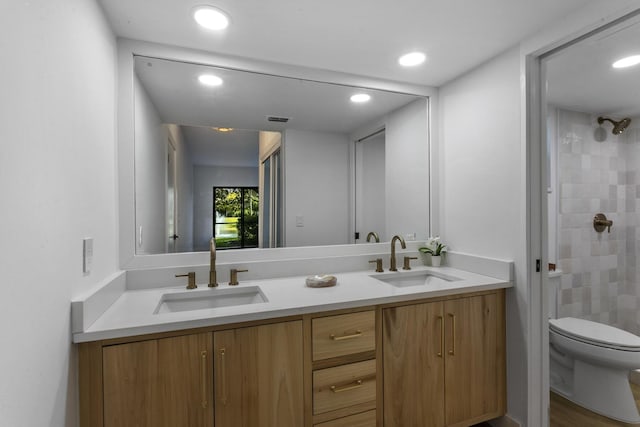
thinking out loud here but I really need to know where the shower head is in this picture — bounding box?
[597,116,632,135]
[614,118,632,134]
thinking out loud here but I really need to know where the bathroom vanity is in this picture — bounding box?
[75,264,509,427]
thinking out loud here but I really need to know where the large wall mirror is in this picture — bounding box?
[119,40,432,264]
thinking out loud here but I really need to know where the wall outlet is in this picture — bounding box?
[83,238,93,275]
[405,233,416,241]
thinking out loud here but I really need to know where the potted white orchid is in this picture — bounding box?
[419,236,447,267]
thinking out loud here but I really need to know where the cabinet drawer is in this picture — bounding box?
[312,311,375,360]
[314,409,376,427]
[313,359,376,415]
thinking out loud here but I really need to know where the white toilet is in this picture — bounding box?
[549,275,640,423]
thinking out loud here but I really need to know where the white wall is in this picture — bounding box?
[438,47,527,424]
[0,0,117,426]
[192,166,259,251]
[284,129,350,247]
[386,98,430,240]
[134,77,166,254]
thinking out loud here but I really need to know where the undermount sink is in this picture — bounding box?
[154,286,267,314]
[373,270,461,288]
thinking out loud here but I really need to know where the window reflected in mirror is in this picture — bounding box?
[213,187,259,249]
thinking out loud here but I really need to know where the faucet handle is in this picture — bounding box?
[176,272,197,289]
[593,213,613,233]
[403,256,418,270]
[369,258,384,273]
[229,269,248,286]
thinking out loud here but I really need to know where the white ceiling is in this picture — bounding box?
[181,127,259,167]
[546,16,640,119]
[134,56,422,134]
[109,0,640,143]
[135,56,422,166]
[99,0,594,87]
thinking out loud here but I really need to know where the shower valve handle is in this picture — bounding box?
[593,213,613,233]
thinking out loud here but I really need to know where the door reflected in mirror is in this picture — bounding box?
[354,129,386,243]
[133,55,429,254]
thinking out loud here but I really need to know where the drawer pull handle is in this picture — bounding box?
[330,330,362,341]
[200,350,208,409]
[437,315,444,358]
[448,313,456,355]
[219,348,227,405]
[330,379,363,393]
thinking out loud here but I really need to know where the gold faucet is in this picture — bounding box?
[209,238,218,287]
[366,231,380,243]
[389,235,406,271]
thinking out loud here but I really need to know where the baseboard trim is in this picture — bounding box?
[489,414,521,427]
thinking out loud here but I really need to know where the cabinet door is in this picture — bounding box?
[103,340,159,427]
[157,333,214,426]
[214,320,303,427]
[382,302,445,427]
[103,333,213,427]
[444,293,504,426]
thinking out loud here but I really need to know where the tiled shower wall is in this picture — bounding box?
[554,108,640,333]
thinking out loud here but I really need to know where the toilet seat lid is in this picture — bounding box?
[549,317,640,350]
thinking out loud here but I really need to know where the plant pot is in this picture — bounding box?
[419,252,430,265]
[431,255,442,267]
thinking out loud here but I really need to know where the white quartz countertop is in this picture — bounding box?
[73,266,511,343]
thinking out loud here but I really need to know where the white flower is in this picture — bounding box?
[419,236,447,256]
[426,236,440,250]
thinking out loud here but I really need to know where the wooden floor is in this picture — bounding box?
[550,382,640,426]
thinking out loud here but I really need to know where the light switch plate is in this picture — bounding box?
[296,215,304,227]
[83,238,93,275]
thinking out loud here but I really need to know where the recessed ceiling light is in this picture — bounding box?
[398,52,426,67]
[612,55,640,69]
[193,6,229,30]
[350,94,371,103]
[213,127,233,132]
[198,74,223,87]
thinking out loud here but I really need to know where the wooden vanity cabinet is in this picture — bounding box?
[81,320,303,427]
[382,301,445,426]
[102,333,213,427]
[382,290,505,427]
[308,310,377,427]
[79,290,505,427]
[213,321,304,427]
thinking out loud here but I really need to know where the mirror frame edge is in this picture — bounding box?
[117,38,437,270]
